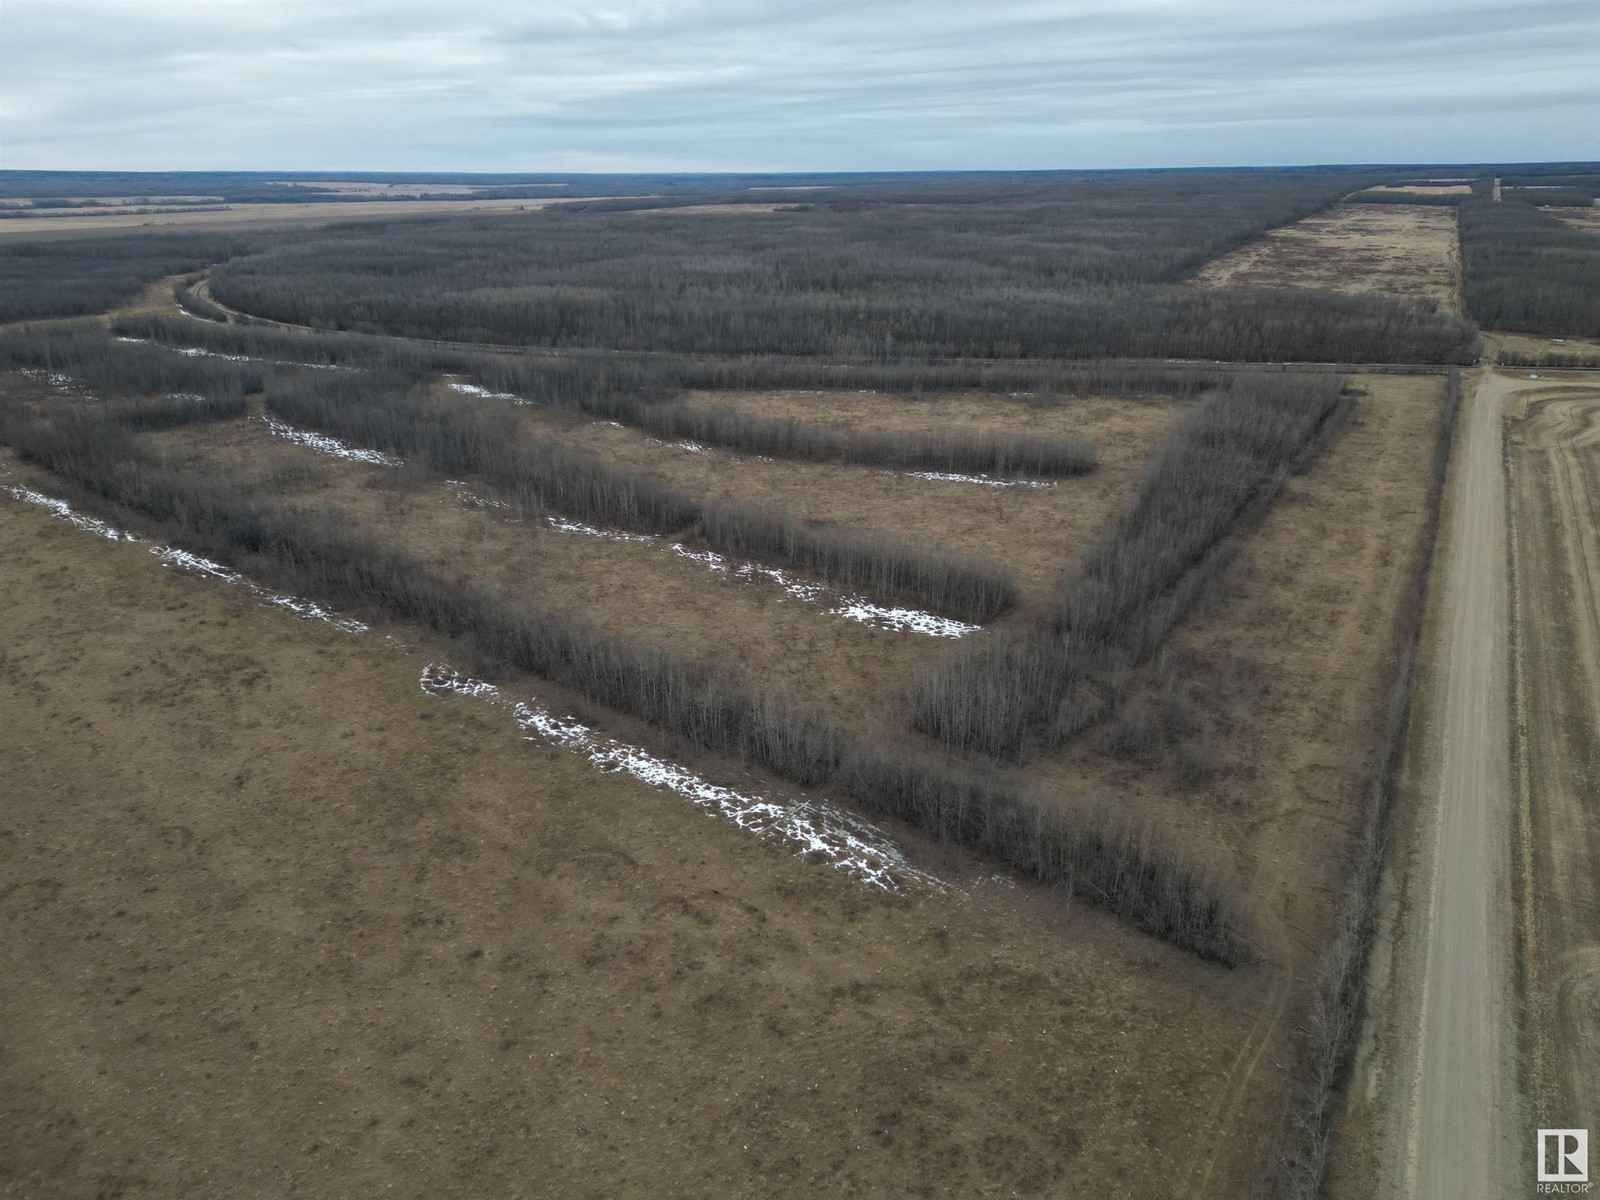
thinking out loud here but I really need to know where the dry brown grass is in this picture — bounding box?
[0,196,582,240]
[1025,373,1449,1161]
[1549,205,1600,234]
[0,480,1269,1200]
[533,387,1181,603]
[0,357,1447,1196]
[1187,203,1462,314]
[1496,330,1600,360]
[1361,184,1472,196]
[149,412,945,730]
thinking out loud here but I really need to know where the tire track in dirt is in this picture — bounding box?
[1507,386,1600,1147]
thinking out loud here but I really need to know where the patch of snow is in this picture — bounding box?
[667,542,974,636]
[261,414,401,466]
[446,481,513,512]
[20,368,81,392]
[644,437,708,454]
[124,337,350,370]
[446,381,524,403]
[547,515,655,543]
[2,483,139,541]
[174,346,252,363]
[827,600,979,639]
[419,662,946,892]
[905,470,1054,489]
[0,481,366,633]
[152,547,370,633]
[469,507,976,639]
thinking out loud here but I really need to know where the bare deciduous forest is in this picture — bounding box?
[203,173,1477,363]
[1460,199,1600,336]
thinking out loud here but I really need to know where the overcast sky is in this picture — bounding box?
[2,0,1596,172]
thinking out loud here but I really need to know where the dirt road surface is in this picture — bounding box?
[1404,370,1521,1197]
[1337,367,1600,1198]
[1335,369,1523,1198]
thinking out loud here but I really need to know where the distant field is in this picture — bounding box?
[1361,183,1472,196]
[0,195,587,239]
[1552,205,1600,233]
[1187,202,1462,313]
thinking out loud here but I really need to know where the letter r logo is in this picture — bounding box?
[1539,1129,1589,1182]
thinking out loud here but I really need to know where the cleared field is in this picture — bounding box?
[1187,203,1462,314]
[0,477,1273,1199]
[269,180,562,196]
[1361,184,1471,196]
[0,169,1486,1197]
[1551,205,1600,233]
[1496,330,1600,362]
[0,356,1446,1196]
[0,196,585,240]
[1505,386,1600,1150]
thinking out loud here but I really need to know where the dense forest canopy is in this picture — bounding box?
[207,171,1475,363]
[1460,200,1600,337]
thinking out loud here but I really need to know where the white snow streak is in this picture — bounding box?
[644,437,708,454]
[0,482,366,633]
[904,470,1055,489]
[446,381,525,403]
[2,484,138,541]
[547,515,655,542]
[667,543,977,638]
[116,336,350,370]
[419,662,945,892]
[152,547,370,633]
[261,415,400,466]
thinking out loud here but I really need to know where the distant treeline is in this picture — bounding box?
[111,312,1109,478]
[0,232,262,323]
[1346,190,1465,207]
[0,403,1250,964]
[911,374,1349,758]
[112,311,1237,398]
[1460,201,1600,337]
[1501,187,1598,208]
[206,176,1475,364]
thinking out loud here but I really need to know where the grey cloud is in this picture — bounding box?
[1,0,1595,170]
